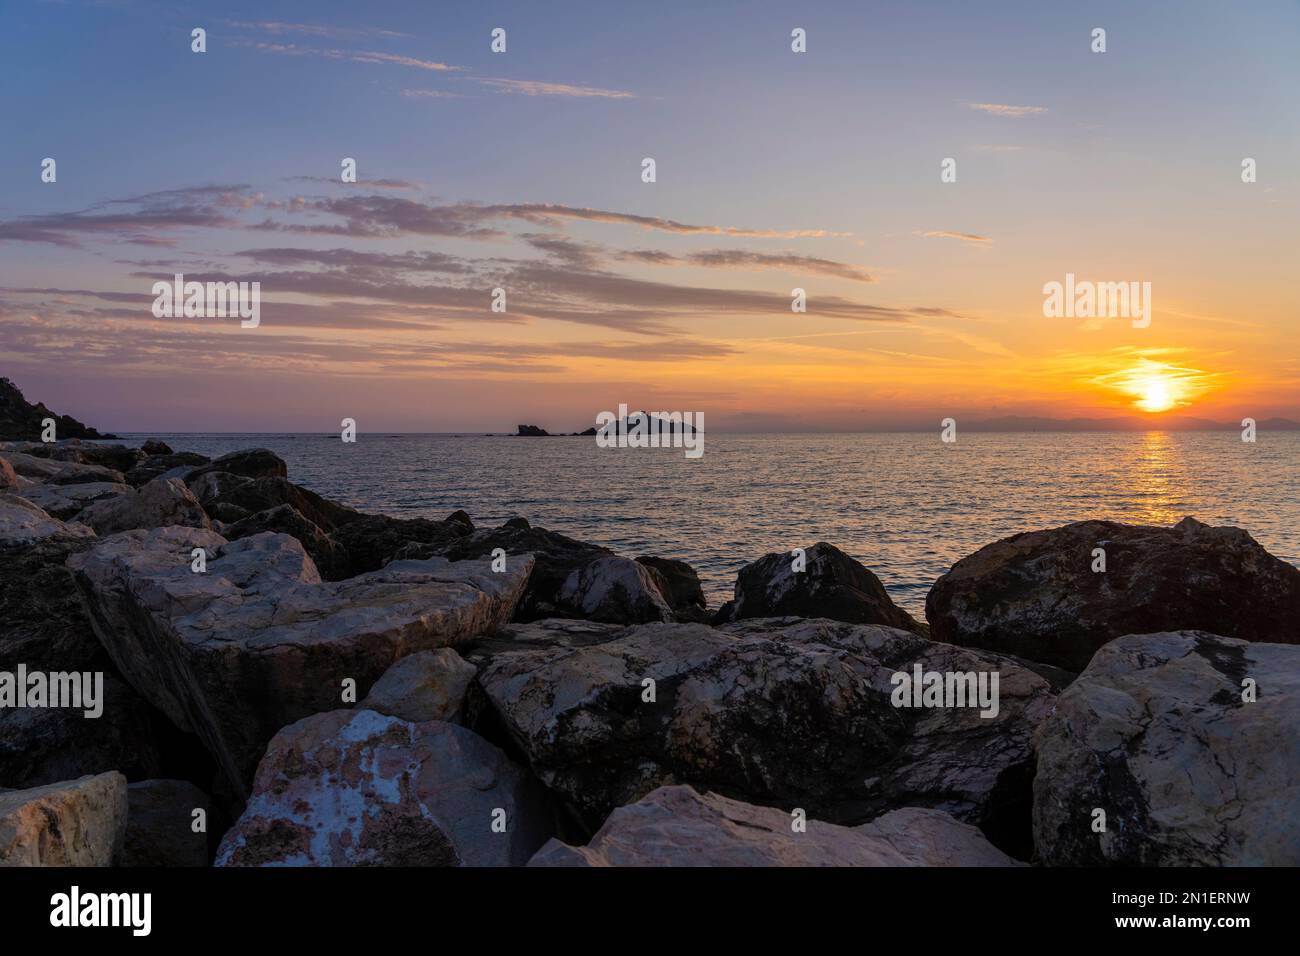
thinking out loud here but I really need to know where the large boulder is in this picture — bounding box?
[714,542,924,634]
[187,448,287,482]
[3,451,124,486]
[68,527,534,795]
[927,517,1300,671]
[556,555,673,624]
[434,518,692,625]
[0,772,128,866]
[75,476,211,536]
[0,457,16,491]
[472,617,1054,856]
[215,710,551,866]
[637,556,708,621]
[1033,631,1300,866]
[15,481,129,520]
[361,648,477,723]
[0,495,93,548]
[196,475,360,532]
[531,785,1022,867]
[0,498,177,790]
[122,779,214,867]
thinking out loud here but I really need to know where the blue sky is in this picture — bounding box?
[1,0,1297,430]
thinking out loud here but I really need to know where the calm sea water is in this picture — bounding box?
[124,432,1299,616]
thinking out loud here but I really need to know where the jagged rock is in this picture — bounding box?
[1033,631,1300,866]
[124,452,209,488]
[516,425,549,437]
[3,451,124,486]
[0,457,16,492]
[69,528,534,795]
[122,779,213,867]
[361,648,477,723]
[187,470,251,506]
[74,476,210,535]
[215,710,551,866]
[187,448,287,482]
[0,772,128,866]
[0,495,93,547]
[714,542,924,634]
[557,555,673,624]
[207,476,360,533]
[0,377,115,441]
[224,504,349,579]
[637,556,707,619]
[14,481,129,520]
[475,617,1054,856]
[530,785,1022,867]
[327,511,473,577]
[141,439,173,456]
[927,517,1300,671]
[437,519,686,624]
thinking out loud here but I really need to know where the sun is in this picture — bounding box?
[1136,377,1175,413]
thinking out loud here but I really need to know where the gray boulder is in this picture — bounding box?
[68,527,533,795]
[1033,631,1300,866]
[75,476,210,535]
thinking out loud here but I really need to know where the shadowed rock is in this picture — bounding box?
[713,542,925,634]
[530,785,1022,867]
[1033,631,1300,866]
[927,517,1300,671]
[0,772,127,866]
[215,709,552,866]
[68,527,533,796]
[187,448,288,482]
[122,779,214,867]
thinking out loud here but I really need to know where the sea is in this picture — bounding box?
[123,431,1299,617]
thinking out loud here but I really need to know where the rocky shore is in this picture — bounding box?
[1,428,1297,867]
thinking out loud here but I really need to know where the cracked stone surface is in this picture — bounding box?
[215,709,551,866]
[530,784,1023,867]
[1033,630,1300,865]
[68,527,533,797]
[473,616,1054,857]
[928,517,1300,671]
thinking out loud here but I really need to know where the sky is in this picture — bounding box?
[1,0,1297,432]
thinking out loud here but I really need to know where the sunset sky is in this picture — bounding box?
[1,0,1296,432]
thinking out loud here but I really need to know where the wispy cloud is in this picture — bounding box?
[240,41,462,72]
[475,78,636,99]
[965,102,1048,118]
[919,230,992,244]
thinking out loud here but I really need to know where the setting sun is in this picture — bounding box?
[1137,378,1175,413]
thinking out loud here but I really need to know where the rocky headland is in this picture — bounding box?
[1,386,1296,868]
